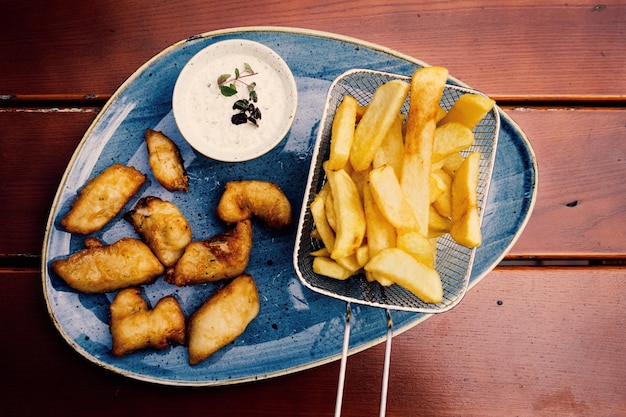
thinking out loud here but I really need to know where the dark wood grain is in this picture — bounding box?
[1,1,624,98]
[2,267,624,417]
[0,110,97,257]
[502,107,626,259]
[2,1,624,416]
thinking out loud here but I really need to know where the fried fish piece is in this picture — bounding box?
[110,287,186,357]
[187,274,260,365]
[165,220,252,286]
[216,180,293,230]
[51,237,164,293]
[125,196,192,267]
[61,163,146,234]
[145,128,189,192]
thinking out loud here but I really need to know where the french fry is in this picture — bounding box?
[433,194,452,219]
[369,165,420,234]
[365,247,443,304]
[327,95,358,171]
[399,67,448,236]
[397,231,436,268]
[433,122,475,162]
[438,93,495,130]
[451,152,481,216]
[350,79,410,171]
[450,151,482,247]
[431,169,453,217]
[355,245,370,267]
[324,190,337,231]
[363,182,397,257]
[349,167,370,201]
[404,66,449,155]
[429,205,452,237]
[313,256,353,280]
[366,271,395,287]
[335,253,362,273]
[362,182,396,287]
[325,168,366,259]
[400,152,430,235]
[429,170,446,204]
[309,186,335,252]
[356,104,368,122]
[310,247,330,257]
[373,113,405,178]
[451,207,482,248]
[436,106,447,123]
[441,152,465,178]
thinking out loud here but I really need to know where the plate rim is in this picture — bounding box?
[41,26,538,387]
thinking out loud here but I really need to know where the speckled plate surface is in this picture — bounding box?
[42,27,537,386]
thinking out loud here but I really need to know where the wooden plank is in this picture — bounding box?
[0,110,97,256]
[504,107,626,259]
[1,1,624,98]
[2,266,624,416]
[378,266,626,417]
[1,108,624,259]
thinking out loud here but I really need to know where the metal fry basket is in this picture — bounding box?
[292,69,500,417]
[293,69,500,314]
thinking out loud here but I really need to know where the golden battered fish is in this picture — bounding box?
[216,180,293,230]
[187,274,260,365]
[61,163,146,234]
[51,237,164,293]
[125,196,192,267]
[165,220,252,287]
[145,128,189,192]
[109,287,186,357]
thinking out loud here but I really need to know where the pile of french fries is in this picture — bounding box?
[310,67,495,304]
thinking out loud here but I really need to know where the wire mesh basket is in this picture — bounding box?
[293,69,500,313]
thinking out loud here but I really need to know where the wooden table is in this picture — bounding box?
[2,1,625,416]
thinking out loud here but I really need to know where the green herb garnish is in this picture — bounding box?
[217,63,261,126]
[217,63,258,102]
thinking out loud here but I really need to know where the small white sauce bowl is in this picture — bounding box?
[173,39,298,162]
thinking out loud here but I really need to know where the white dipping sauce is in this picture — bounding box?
[173,40,298,162]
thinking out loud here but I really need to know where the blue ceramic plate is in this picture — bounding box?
[42,27,537,386]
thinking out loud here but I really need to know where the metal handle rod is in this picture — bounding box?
[379,309,393,417]
[334,302,352,417]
